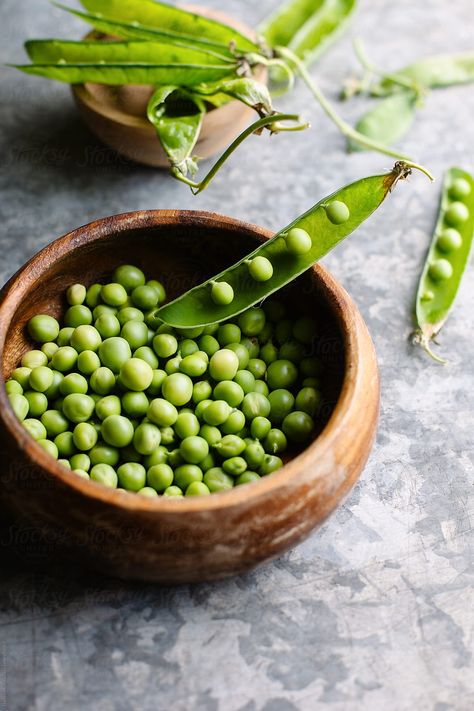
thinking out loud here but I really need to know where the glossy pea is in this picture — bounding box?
[203,468,234,492]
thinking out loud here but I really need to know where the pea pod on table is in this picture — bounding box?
[414,167,474,363]
[374,51,474,96]
[156,161,430,329]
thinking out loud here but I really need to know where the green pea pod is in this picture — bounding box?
[54,4,237,61]
[259,0,356,64]
[79,0,260,55]
[374,52,474,95]
[348,90,418,152]
[15,40,236,85]
[414,167,474,363]
[157,161,421,328]
[147,87,205,177]
[191,78,273,116]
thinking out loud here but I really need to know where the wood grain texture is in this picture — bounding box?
[0,210,380,583]
[72,6,267,167]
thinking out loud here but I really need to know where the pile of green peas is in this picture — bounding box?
[5,264,323,497]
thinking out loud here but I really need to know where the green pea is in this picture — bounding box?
[242,392,271,420]
[119,358,153,391]
[174,464,203,489]
[325,200,350,224]
[220,409,246,434]
[119,321,147,351]
[179,435,209,464]
[437,229,462,253]
[250,416,272,440]
[295,387,321,416]
[29,366,54,393]
[73,422,98,451]
[147,398,178,427]
[93,305,119,322]
[192,380,213,404]
[235,471,261,485]
[268,389,295,423]
[5,380,23,395]
[238,308,266,337]
[152,334,177,360]
[146,279,166,304]
[217,324,241,346]
[147,369,167,396]
[54,431,77,458]
[133,422,161,455]
[213,381,244,407]
[66,283,86,306]
[41,409,69,437]
[41,342,59,359]
[57,327,75,346]
[179,352,208,377]
[117,307,144,326]
[445,201,470,226]
[279,341,305,363]
[254,380,269,396]
[23,418,47,441]
[199,424,222,446]
[62,393,95,423]
[259,454,283,476]
[275,320,293,344]
[448,178,471,201]
[135,486,157,497]
[240,337,260,359]
[147,463,173,492]
[77,350,101,375]
[121,391,149,418]
[284,227,312,255]
[160,426,176,446]
[174,412,200,439]
[202,400,231,426]
[241,438,264,468]
[117,462,146,491]
[214,434,246,458]
[24,391,48,417]
[90,444,120,467]
[70,325,102,353]
[163,485,184,497]
[59,373,88,396]
[203,468,234,492]
[185,482,210,496]
[233,369,256,394]
[198,334,220,357]
[99,337,132,373]
[263,301,287,323]
[64,305,93,328]
[90,463,118,488]
[209,349,239,381]
[28,314,60,343]
[37,438,59,459]
[101,282,128,307]
[133,346,159,369]
[300,357,322,378]
[130,284,158,311]
[266,360,298,389]
[282,411,314,443]
[167,448,184,468]
[101,415,134,448]
[95,395,121,421]
[70,453,91,472]
[222,456,247,476]
[211,281,234,305]
[85,283,102,308]
[293,317,316,345]
[226,343,250,369]
[143,446,168,469]
[247,256,273,282]
[429,259,453,281]
[58,459,71,470]
[258,323,273,344]
[199,452,216,472]
[161,373,193,406]
[260,342,278,365]
[90,367,116,396]
[51,346,78,372]
[264,428,287,454]
[247,358,266,379]
[113,264,146,292]
[21,350,47,369]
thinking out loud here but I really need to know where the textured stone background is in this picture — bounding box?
[1,1,473,709]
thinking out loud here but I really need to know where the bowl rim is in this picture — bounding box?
[0,209,369,513]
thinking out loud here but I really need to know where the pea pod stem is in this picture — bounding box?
[171,112,309,194]
[352,38,426,99]
[275,44,432,171]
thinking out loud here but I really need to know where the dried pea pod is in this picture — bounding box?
[157,161,426,328]
[414,167,474,363]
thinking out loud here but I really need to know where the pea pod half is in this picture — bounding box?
[414,167,474,363]
[157,161,426,328]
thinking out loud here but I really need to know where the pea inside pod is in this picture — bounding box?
[414,167,474,363]
[157,161,427,328]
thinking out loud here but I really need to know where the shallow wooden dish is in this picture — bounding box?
[72,6,266,167]
[0,210,379,583]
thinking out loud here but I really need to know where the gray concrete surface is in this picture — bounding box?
[0,0,473,709]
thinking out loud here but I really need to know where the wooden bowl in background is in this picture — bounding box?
[0,210,380,583]
[72,6,266,167]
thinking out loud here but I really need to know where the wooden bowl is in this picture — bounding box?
[0,210,379,583]
[72,6,266,167]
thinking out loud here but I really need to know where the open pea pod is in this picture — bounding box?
[157,162,418,328]
[147,86,205,177]
[16,40,236,85]
[259,0,356,64]
[348,90,418,152]
[415,167,474,363]
[79,0,260,55]
[55,4,237,60]
[374,52,474,95]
